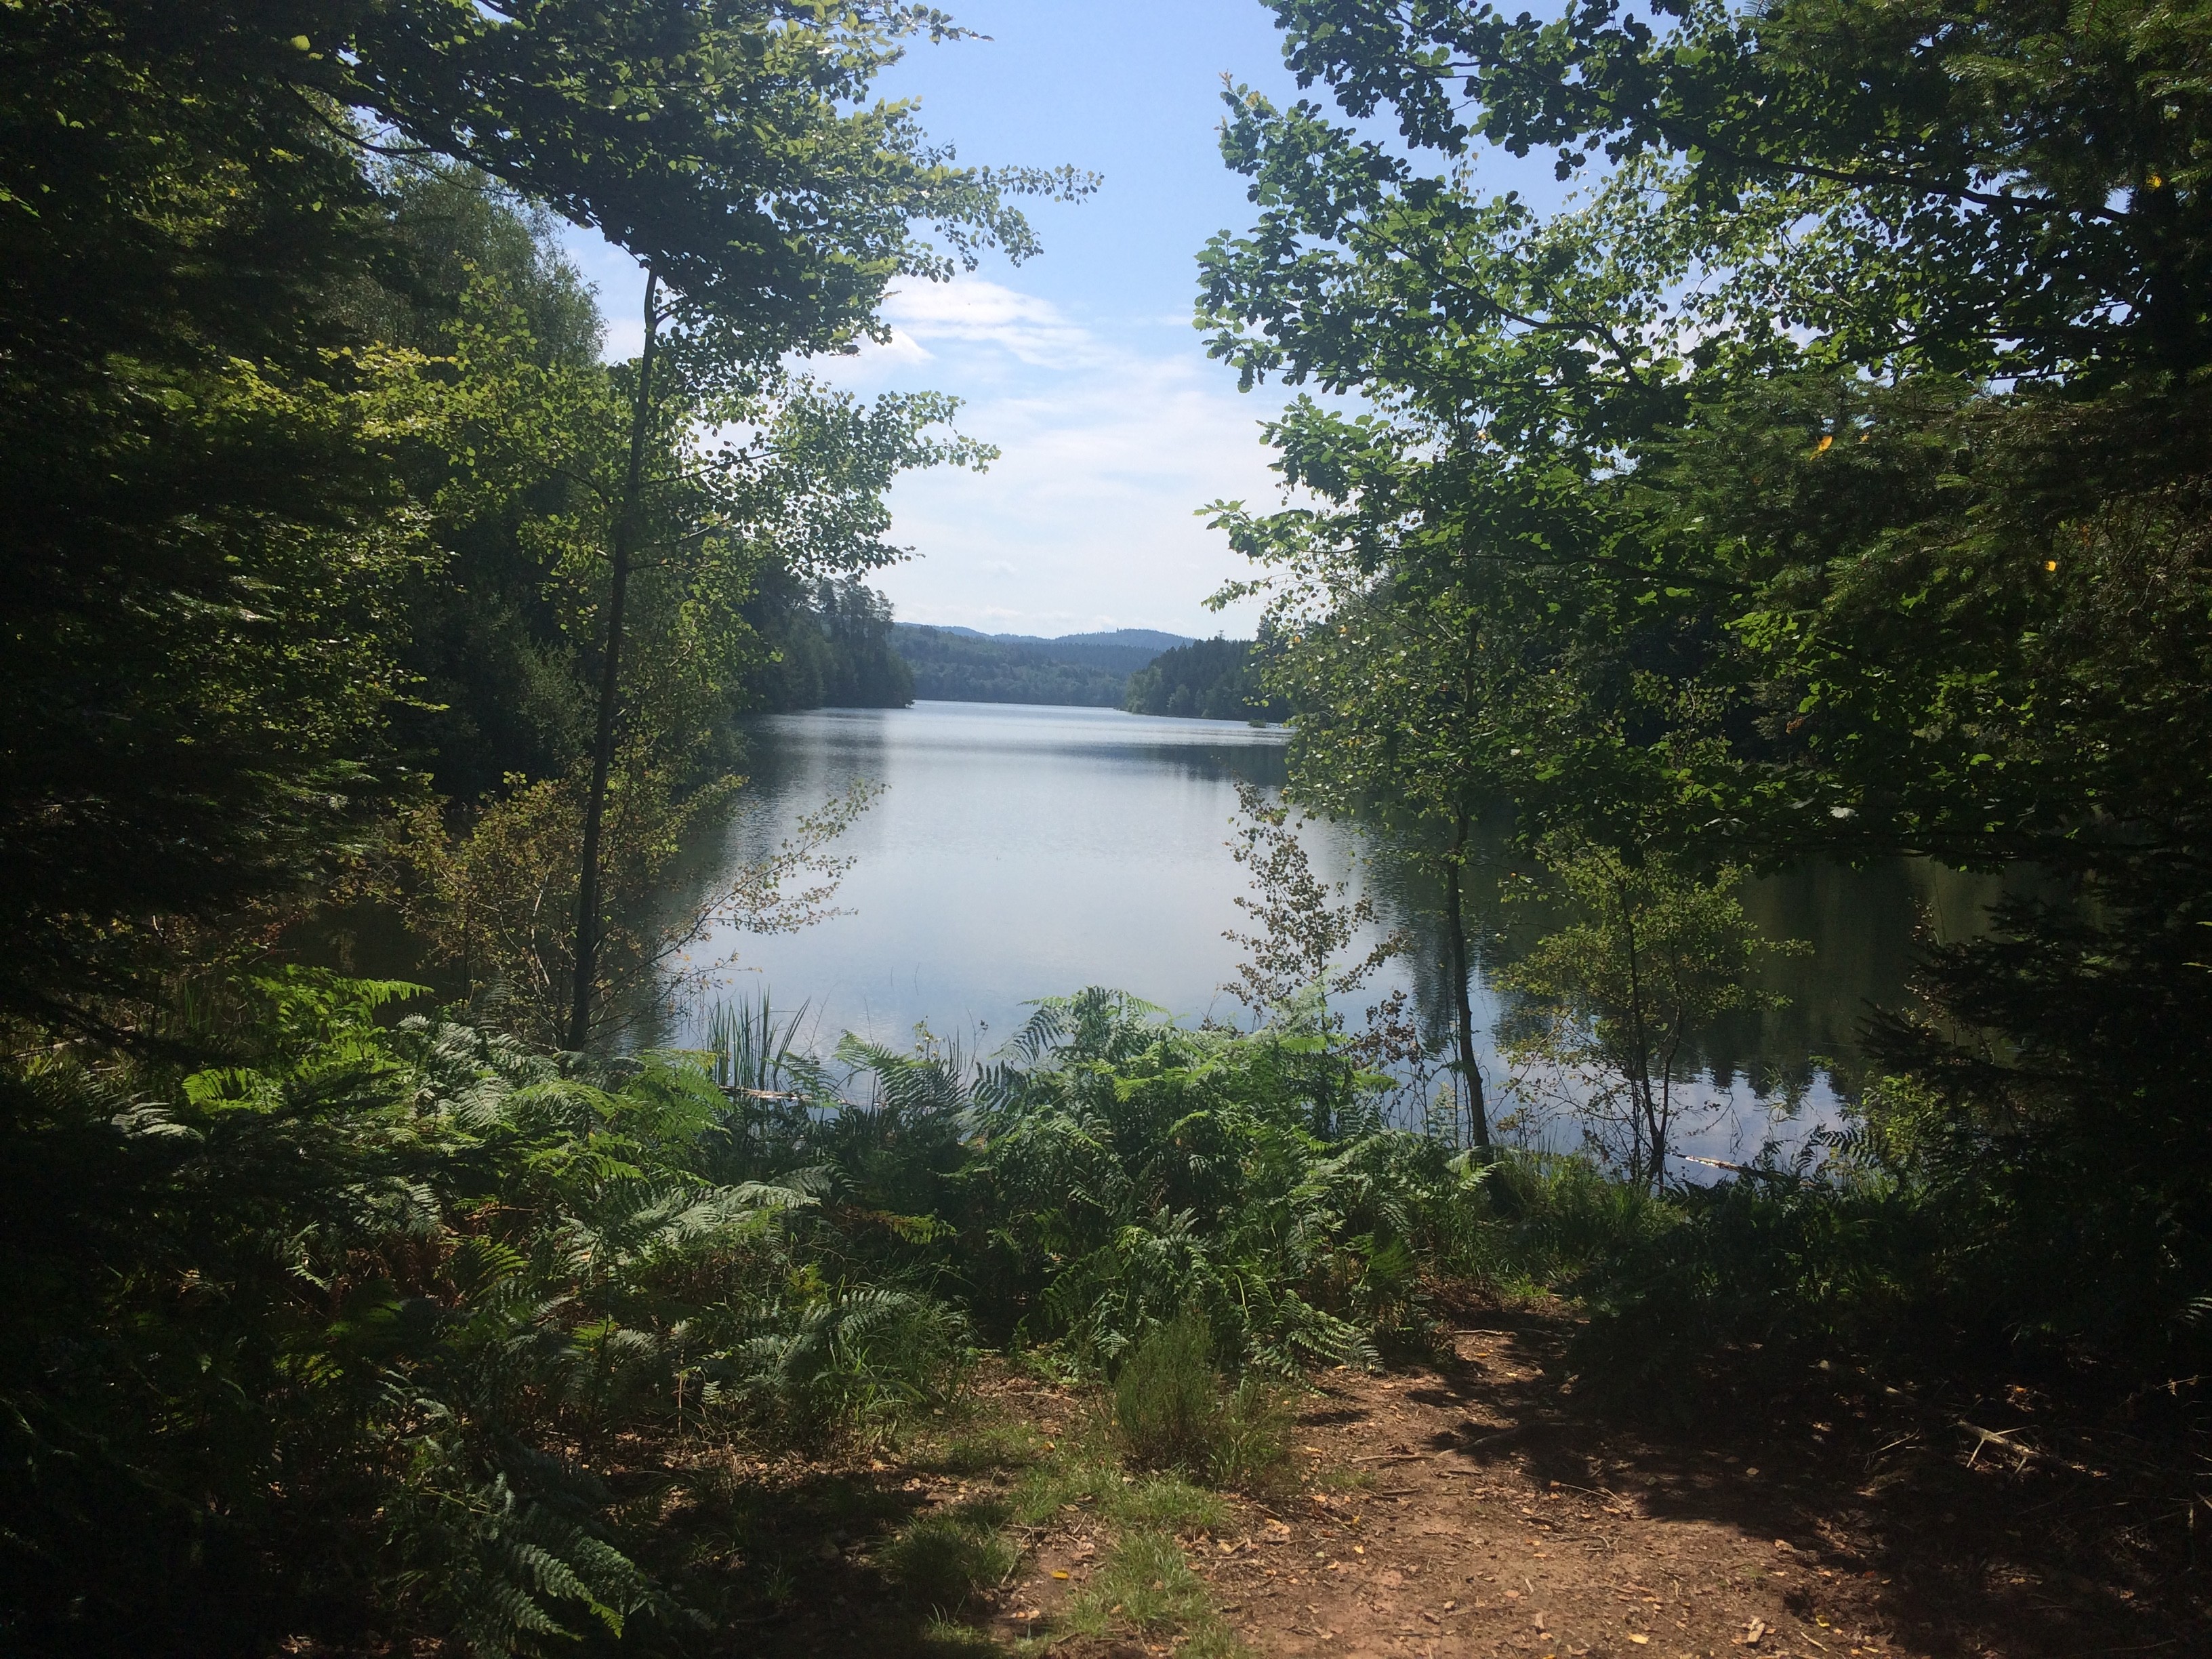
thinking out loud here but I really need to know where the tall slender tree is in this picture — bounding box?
[0,1,1087,1030]
[568,268,663,1048]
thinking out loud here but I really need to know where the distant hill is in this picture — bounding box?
[891,626,1128,706]
[916,626,1191,680]
[890,624,1195,705]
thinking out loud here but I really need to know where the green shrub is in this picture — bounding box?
[1443,1149,1675,1291]
[717,1288,968,1448]
[1115,1311,1221,1472]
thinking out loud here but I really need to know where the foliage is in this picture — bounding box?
[1221,779,1401,1015]
[396,771,880,1049]
[0,971,874,1652]
[1113,1308,1221,1472]
[1111,1310,1292,1486]
[1067,1527,1248,1655]
[929,992,1447,1372]
[1442,1151,1679,1299]
[746,574,916,712]
[1498,842,1806,1189]
[1217,781,1434,1139]
[1,1,432,1021]
[881,1508,1019,1614]
[0,962,1472,1651]
[1201,0,2212,1380]
[350,163,605,802]
[684,984,1461,1379]
[0,0,1083,1036]
[1257,0,2212,386]
[1848,880,2212,1364]
[1123,636,1290,721]
[893,1397,1250,1655]
[1206,0,2212,876]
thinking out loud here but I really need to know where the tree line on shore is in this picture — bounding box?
[874,626,1289,719]
[1123,636,1292,722]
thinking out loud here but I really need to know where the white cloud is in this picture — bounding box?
[819,274,1294,636]
[559,241,1303,638]
[880,278,1110,369]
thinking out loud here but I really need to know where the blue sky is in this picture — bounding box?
[562,1,1328,638]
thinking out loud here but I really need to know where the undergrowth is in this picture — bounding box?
[14,970,2194,1653]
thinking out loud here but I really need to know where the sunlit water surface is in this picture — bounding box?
[661,701,2002,1175]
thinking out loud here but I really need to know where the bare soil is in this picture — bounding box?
[703,1300,2206,1659]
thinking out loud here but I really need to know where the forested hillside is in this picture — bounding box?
[971,626,1192,676]
[2,3,2207,1657]
[1123,636,1288,721]
[747,576,915,712]
[890,623,1191,705]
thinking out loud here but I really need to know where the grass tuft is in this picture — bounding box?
[925,1415,1048,1477]
[1115,1309,1219,1472]
[1105,1473,1230,1534]
[1112,1311,1294,1488]
[1063,1525,1252,1656]
[880,1507,1018,1613]
[1208,1376,1294,1488]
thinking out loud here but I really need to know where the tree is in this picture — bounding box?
[1498,842,1801,1190]
[554,304,1001,1046]
[1122,637,1290,720]
[1204,0,2212,1364]
[0,0,1085,1036]
[1206,1,2212,875]
[396,771,877,1048]
[1210,438,1656,1150]
[1260,0,2212,383]
[357,183,996,1046]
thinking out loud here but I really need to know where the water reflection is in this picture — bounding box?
[663,701,2004,1174]
[1364,829,2002,1086]
[657,702,1293,1050]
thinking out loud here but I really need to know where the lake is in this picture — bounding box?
[662,700,2005,1170]
[664,701,1301,1048]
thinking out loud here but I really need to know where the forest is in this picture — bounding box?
[888,624,1160,706]
[888,627,1280,716]
[2,3,2208,1657]
[1122,636,1290,721]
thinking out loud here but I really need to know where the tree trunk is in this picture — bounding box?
[1612,861,1659,1191]
[1443,807,1490,1151]
[567,268,662,1052]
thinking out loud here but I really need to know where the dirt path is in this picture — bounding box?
[986,1309,2197,1659]
[700,1303,2200,1658]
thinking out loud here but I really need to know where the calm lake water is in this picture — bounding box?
[662,701,2005,1169]
[664,701,1302,1046]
